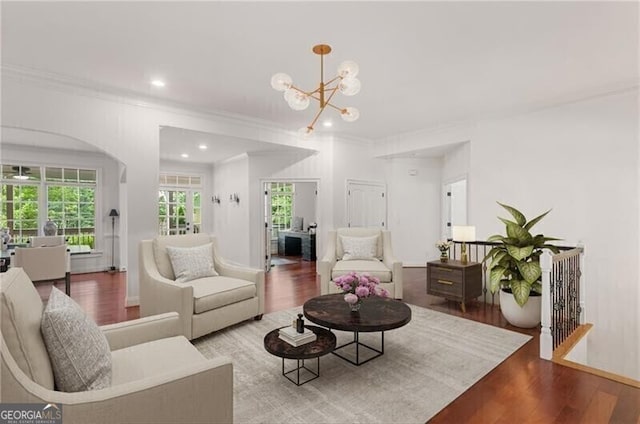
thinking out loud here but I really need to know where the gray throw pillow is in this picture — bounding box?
[41,287,112,392]
[166,243,219,283]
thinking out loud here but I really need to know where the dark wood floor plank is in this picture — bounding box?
[34,263,639,423]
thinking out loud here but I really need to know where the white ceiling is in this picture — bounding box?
[1,1,637,156]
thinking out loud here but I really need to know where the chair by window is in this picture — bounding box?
[12,245,71,295]
[28,235,66,247]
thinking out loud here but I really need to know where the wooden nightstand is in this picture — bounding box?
[427,260,482,312]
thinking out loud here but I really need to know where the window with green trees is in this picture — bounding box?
[1,164,96,247]
[270,182,294,232]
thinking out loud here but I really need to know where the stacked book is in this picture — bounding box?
[278,326,317,347]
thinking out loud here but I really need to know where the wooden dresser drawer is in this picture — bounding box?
[429,277,463,297]
[429,266,463,283]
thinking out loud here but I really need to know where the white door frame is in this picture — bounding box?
[260,178,321,272]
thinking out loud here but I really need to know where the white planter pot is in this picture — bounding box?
[499,289,541,328]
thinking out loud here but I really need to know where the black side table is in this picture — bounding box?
[264,325,336,386]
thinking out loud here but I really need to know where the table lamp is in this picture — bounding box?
[452,225,476,264]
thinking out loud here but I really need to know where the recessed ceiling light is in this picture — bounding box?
[198,144,208,150]
[151,79,166,87]
[322,120,333,128]
[181,153,189,158]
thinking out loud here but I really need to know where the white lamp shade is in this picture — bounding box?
[452,225,476,242]
[338,77,361,96]
[340,107,360,122]
[271,73,292,91]
[337,60,359,78]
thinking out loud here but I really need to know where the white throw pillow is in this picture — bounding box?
[41,287,112,392]
[166,243,218,283]
[340,235,379,261]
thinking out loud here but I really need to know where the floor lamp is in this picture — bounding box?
[108,209,119,273]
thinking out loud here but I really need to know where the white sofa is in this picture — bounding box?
[139,234,265,340]
[318,228,403,299]
[0,267,233,424]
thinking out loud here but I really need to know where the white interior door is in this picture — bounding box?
[347,180,386,228]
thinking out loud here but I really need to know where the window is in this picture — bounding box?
[1,164,97,248]
[158,173,202,235]
[270,182,294,232]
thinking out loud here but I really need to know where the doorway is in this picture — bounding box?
[263,180,318,271]
[442,177,467,239]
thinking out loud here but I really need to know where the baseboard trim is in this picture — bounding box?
[125,296,139,307]
[552,323,640,388]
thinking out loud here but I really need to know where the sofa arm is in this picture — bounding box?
[101,312,182,351]
[139,276,194,340]
[317,258,336,295]
[383,253,403,299]
[10,356,234,424]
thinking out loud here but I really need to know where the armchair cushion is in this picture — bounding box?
[340,235,379,261]
[184,276,257,314]
[111,336,205,385]
[41,287,112,392]
[152,233,213,280]
[166,243,218,283]
[332,259,392,283]
[336,228,383,259]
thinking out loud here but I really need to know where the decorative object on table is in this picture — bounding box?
[0,228,11,251]
[452,225,476,264]
[108,209,119,273]
[43,219,58,236]
[296,313,304,333]
[278,325,317,347]
[271,44,360,138]
[435,240,452,262]
[308,222,317,234]
[483,202,560,328]
[334,272,389,312]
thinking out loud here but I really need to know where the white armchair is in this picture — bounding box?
[139,233,265,340]
[0,268,233,424]
[12,244,71,295]
[318,228,403,299]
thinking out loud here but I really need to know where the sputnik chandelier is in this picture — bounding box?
[271,44,360,137]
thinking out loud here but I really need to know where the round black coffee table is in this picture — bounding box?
[264,325,336,386]
[303,294,412,366]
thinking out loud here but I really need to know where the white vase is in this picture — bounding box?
[499,289,541,328]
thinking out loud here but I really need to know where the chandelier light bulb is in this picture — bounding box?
[337,60,359,78]
[341,107,360,122]
[338,77,361,96]
[271,73,293,91]
[298,126,314,138]
[285,89,310,111]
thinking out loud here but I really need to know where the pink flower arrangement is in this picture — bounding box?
[334,272,389,305]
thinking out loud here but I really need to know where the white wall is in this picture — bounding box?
[294,182,316,229]
[385,157,442,266]
[467,90,639,380]
[211,154,250,264]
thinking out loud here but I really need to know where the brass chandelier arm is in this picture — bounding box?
[307,84,341,130]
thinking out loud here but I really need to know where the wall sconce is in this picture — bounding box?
[212,195,221,204]
[230,193,240,204]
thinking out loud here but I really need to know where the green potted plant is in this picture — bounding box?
[483,202,560,328]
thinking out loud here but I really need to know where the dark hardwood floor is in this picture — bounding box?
[36,262,640,423]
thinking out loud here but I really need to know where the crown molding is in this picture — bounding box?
[1,64,298,140]
[378,81,639,145]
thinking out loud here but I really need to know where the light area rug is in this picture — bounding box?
[192,304,531,424]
